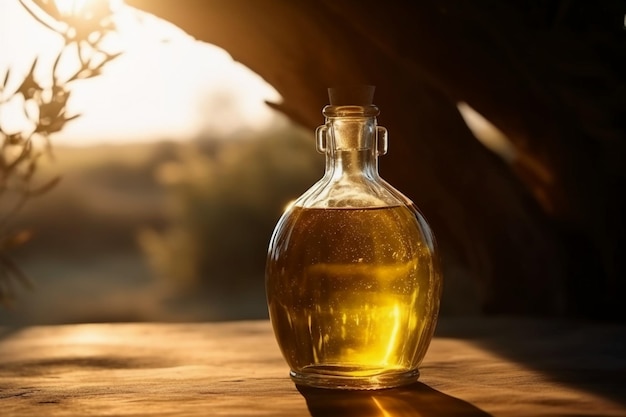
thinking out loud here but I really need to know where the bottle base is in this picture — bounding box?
[290,366,420,390]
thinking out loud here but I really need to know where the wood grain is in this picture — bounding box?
[1,319,625,416]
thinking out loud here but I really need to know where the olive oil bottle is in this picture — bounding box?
[266,87,441,390]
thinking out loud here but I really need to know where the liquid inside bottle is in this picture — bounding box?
[265,87,441,390]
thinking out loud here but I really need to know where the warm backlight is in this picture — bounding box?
[53,0,123,18]
[54,0,90,16]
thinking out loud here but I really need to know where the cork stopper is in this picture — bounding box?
[328,85,375,106]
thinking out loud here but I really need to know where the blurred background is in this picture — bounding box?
[0,0,328,325]
[1,0,624,325]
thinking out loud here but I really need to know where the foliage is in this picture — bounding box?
[139,126,322,318]
[0,3,121,306]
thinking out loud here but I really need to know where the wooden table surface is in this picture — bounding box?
[1,317,625,416]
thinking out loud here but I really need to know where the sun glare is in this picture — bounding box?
[54,0,89,16]
[53,0,123,18]
[2,0,282,146]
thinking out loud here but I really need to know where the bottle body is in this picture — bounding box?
[266,98,441,389]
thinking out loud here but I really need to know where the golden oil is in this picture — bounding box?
[265,87,441,389]
[266,205,440,389]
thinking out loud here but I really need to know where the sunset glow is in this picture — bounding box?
[2,0,282,146]
[54,0,92,16]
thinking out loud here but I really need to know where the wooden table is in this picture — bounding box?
[1,318,625,416]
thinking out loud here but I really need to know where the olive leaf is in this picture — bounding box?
[16,58,43,100]
[1,2,123,306]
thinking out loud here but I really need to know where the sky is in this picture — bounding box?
[0,0,282,146]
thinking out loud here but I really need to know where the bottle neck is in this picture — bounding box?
[321,105,381,180]
[303,104,400,208]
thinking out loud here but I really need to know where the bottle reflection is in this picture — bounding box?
[297,382,492,417]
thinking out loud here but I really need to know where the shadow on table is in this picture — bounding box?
[435,317,626,407]
[0,327,21,341]
[297,382,492,417]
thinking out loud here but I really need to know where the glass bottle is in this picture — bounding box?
[265,86,441,390]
